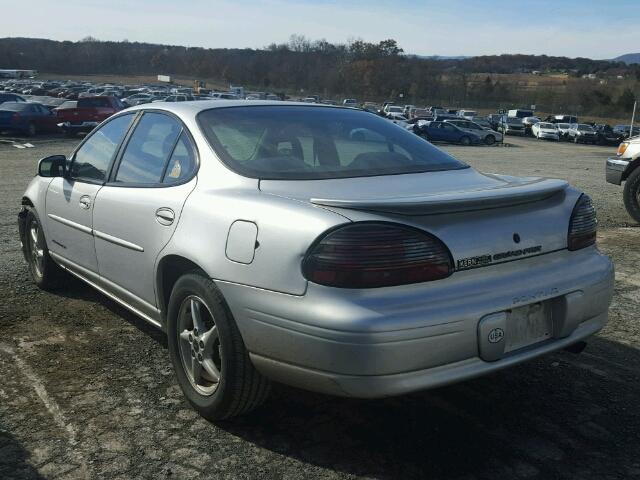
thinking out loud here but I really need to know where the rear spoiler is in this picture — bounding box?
[311,178,568,215]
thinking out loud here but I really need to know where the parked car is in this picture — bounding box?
[545,114,578,124]
[497,116,526,136]
[606,137,640,221]
[457,110,477,120]
[415,120,482,145]
[18,101,614,420]
[153,94,195,103]
[56,96,124,136]
[521,116,541,135]
[531,122,560,141]
[0,102,59,136]
[508,109,534,119]
[444,118,503,145]
[384,105,404,117]
[487,114,503,130]
[613,124,640,139]
[343,98,358,108]
[594,124,624,146]
[556,123,572,140]
[362,102,379,113]
[387,113,410,128]
[122,93,153,107]
[568,124,598,144]
[0,92,27,105]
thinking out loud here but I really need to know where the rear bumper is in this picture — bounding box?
[606,157,630,185]
[217,247,614,398]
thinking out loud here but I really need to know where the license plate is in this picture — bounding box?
[504,302,552,353]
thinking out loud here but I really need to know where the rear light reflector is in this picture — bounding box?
[302,222,453,288]
[568,194,597,251]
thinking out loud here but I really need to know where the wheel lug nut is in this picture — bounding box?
[199,341,204,349]
[194,328,198,336]
[197,354,203,361]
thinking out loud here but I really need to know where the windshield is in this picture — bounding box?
[578,124,594,131]
[558,123,569,128]
[539,123,555,128]
[198,106,468,180]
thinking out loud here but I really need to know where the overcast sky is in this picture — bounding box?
[2,0,639,59]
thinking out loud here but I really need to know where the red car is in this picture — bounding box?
[56,96,124,136]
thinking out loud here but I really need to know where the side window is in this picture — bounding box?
[70,113,134,182]
[163,132,197,184]
[115,112,182,184]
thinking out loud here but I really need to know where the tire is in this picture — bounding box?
[167,273,271,420]
[573,136,579,144]
[22,207,66,290]
[484,134,495,145]
[624,167,640,223]
[459,135,471,146]
[26,122,36,137]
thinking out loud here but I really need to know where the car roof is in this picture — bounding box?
[125,99,349,116]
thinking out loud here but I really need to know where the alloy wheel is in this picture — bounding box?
[177,295,222,396]
[28,223,44,278]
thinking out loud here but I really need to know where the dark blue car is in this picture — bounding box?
[0,102,59,136]
[414,121,481,146]
[0,92,26,105]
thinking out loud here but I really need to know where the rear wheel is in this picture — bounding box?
[460,135,471,146]
[623,168,640,223]
[484,134,495,145]
[23,208,66,290]
[167,273,271,420]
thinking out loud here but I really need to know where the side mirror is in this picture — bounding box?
[38,155,66,177]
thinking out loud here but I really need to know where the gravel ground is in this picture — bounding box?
[1,134,639,480]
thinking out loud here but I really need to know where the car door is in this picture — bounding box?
[33,104,57,131]
[45,113,135,274]
[92,111,198,314]
[441,123,460,142]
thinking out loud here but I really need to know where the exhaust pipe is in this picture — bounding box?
[563,341,587,354]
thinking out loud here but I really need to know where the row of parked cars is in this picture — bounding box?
[0,79,278,137]
[363,103,636,148]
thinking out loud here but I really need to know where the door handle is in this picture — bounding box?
[155,208,175,226]
[79,195,92,209]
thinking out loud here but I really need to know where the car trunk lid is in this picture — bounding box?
[260,169,576,271]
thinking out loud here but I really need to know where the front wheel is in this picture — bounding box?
[167,273,271,420]
[623,168,640,223]
[459,135,471,146]
[484,135,495,145]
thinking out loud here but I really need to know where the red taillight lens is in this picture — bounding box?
[568,194,597,251]
[302,223,453,288]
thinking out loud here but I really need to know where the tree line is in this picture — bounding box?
[0,36,638,115]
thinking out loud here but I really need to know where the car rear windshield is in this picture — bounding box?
[198,106,468,180]
[0,102,28,111]
[78,98,111,108]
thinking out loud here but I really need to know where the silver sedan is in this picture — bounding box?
[18,101,614,419]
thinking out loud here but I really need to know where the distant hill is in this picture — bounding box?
[613,53,640,64]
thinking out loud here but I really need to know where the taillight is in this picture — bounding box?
[618,142,629,156]
[568,195,597,251]
[302,222,453,288]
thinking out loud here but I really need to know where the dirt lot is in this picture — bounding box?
[1,135,640,480]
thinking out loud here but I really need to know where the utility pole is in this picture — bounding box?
[631,100,637,137]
